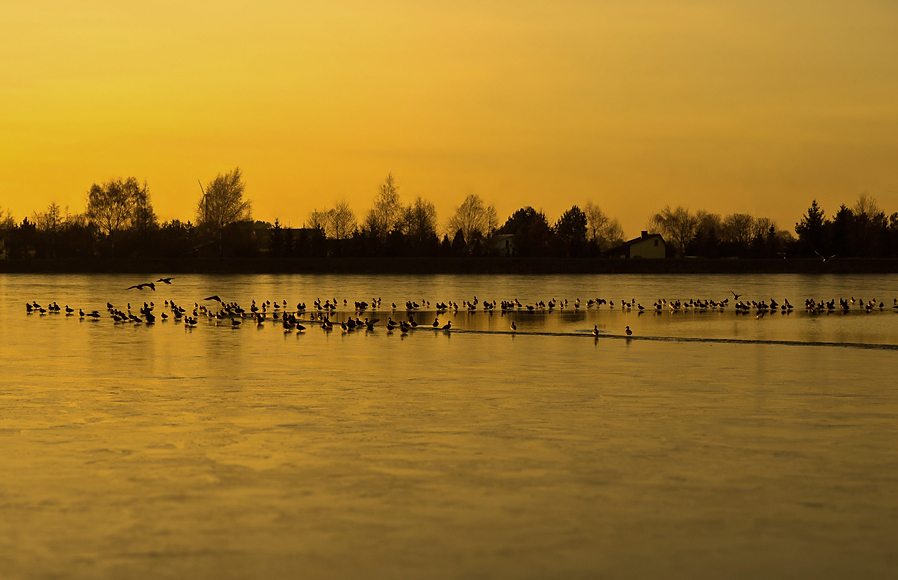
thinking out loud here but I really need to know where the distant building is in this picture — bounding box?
[605,231,666,259]
[489,234,515,256]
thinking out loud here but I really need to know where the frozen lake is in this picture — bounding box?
[1,273,897,579]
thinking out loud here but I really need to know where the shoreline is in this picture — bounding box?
[2,257,898,275]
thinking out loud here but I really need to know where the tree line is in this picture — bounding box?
[646,195,898,259]
[2,170,897,260]
[291,173,626,258]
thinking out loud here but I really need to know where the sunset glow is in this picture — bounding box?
[3,1,897,234]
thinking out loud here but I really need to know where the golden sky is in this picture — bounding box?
[2,0,897,237]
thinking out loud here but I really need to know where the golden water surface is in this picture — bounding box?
[1,274,896,579]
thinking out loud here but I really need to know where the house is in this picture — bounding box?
[489,234,515,256]
[605,231,666,259]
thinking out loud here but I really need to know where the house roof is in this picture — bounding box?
[604,233,665,255]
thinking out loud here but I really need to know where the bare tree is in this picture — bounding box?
[197,168,251,234]
[445,194,497,242]
[87,177,151,250]
[305,208,329,232]
[694,211,722,235]
[854,193,882,219]
[363,173,403,240]
[399,196,439,244]
[0,206,13,229]
[0,207,12,258]
[649,205,697,256]
[33,203,63,233]
[595,218,625,250]
[583,202,609,240]
[196,168,250,254]
[327,200,357,240]
[583,201,625,250]
[722,213,756,246]
[754,217,776,238]
[132,187,157,240]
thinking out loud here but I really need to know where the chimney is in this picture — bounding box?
[641,230,649,239]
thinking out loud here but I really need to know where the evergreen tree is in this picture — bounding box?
[794,200,829,257]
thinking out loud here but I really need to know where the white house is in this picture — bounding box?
[605,231,666,259]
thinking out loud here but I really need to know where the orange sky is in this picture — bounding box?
[2,1,897,237]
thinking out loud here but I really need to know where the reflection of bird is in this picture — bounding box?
[127,282,156,291]
[156,277,174,284]
[815,250,838,262]
[625,326,633,336]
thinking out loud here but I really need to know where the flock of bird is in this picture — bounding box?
[22,279,898,338]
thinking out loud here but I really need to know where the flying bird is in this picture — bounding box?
[127,282,156,291]
[815,250,838,262]
[156,277,175,284]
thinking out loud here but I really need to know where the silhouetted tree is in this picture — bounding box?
[305,201,356,243]
[294,226,327,258]
[129,185,158,256]
[327,200,357,240]
[0,207,14,258]
[722,213,757,248]
[269,219,286,257]
[649,205,697,257]
[87,177,153,254]
[440,234,453,256]
[57,212,96,259]
[450,229,467,256]
[583,201,625,252]
[794,200,829,257]
[399,196,439,254]
[499,207,554,257]
[688,212,723,258]
[31,203,65,258]
[830,205,852,257]
[363,173,403,241]
[850,194,889,257]
[158,220,195,257]
[446,194,497,244]
[554,205,588,257]
[6,218,37,259]
[305,208,328,231]
[197,168,251,254]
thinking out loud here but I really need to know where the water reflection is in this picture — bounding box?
[1,273,897,578]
